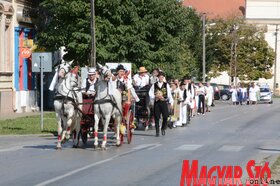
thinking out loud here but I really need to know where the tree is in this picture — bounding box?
[205,18,275,82]
[36,0,201,79]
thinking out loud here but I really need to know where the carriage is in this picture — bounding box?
[134,86,152,130]
[79,96,135,145]
[78,63,135,147]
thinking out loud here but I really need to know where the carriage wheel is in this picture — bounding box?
[126,110,134,144]
[80,129,88,145]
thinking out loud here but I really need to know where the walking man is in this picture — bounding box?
[149,72,173,137]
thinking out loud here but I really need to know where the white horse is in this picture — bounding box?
[93,64,122,149]
[52,62,83,149]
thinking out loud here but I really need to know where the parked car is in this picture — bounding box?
[218,84,232,101]
[259,86,273,104]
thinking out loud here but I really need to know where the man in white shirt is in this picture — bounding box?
[149,72,173,137]
[81,67,97,98]
[133,66,150,90]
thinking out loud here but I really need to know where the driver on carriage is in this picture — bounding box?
[110,64,133,118]
[133,66,150,90]
[81,67,98,99]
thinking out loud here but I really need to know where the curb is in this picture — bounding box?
[0,133,55,138]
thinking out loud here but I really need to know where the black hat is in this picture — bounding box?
[116,64,125,72]
[184,75,191,80]
[157,71,165,77]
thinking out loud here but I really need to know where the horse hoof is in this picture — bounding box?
[56,146,62,150]
[145,126,149,131]
[72,145,78,148]
[116,143,121,147]
[93,145,98,149]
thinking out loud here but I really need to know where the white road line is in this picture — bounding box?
[0,146,22,152]
[174,144,203,151]
[147,144,162,150]
[35,143,161,185]
[219,114,239,122]
[35,158,113,186]
[218,145,244,152]
[132,144,158,150]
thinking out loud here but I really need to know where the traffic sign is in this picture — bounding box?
[31,52,53,72]
[20,48,32,58]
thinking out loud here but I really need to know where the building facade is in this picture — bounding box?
[0,0,37,114]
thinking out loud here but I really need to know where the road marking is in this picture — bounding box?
[35,158,113,186]
[174,144,203,151]
[132,143,159,150]
[219,114,239,122]
[35,143,161,185]
[218,145,244,152]
[147,143,162,150]
[0,146,23,152]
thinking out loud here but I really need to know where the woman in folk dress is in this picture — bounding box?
[174,82,187,127]
[230,85,238,105]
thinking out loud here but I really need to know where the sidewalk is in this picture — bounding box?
[0,111,41,121]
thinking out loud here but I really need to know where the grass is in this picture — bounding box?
[0,112,57,135]
[271,156,280,179]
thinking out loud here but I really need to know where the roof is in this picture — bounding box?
[182,0,246,19]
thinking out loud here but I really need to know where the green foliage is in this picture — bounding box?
[36,0,202,80]
[205,18,275,81]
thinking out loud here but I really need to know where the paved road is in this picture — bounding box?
[0,100,280,186]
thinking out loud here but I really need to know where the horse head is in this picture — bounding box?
[97,63,112,81]
[57,60,73,79]
[55,61,80,95]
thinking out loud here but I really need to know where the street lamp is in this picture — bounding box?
[90,0,96,67]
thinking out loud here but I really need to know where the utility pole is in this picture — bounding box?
[229,42,234,85]
[232,24,238,86]
[202,13,206,83]
[273,25,278,93]
[90,0,96,67]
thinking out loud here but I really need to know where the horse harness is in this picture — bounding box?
[93,81,122,120]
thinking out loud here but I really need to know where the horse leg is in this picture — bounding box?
[60,117,68,144]
[56,113,63,149]
[101,115,111,150]
[115,115,121,147]
[93,114,100,148]
[73,114,81,148]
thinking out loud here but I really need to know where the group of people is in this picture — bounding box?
[229,82,261,105]
[80,65,216,137]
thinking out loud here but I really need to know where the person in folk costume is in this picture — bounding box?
[205,82,214,112]
[174,82,186,127]
[249,82,258,105]
[81,67,98,99]
[148,68,160,127]
[150,68,160,85]
[133,66,150,90]
[110,64,134,127]
[183,76,195,124]
[191,82,198,117]
[169,82,180,128]
[230,85,238,105]
[149,72,173,137]
[239,83,247,105]
[197,82,206,115]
